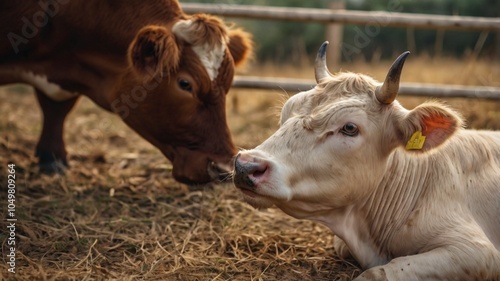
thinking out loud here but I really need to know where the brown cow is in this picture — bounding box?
[0,0,252,184]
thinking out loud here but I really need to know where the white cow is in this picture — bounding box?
[233,42,500,281]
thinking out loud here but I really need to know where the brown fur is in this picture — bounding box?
[0,0,253,184]
[180,14,229,47]
[227,28,254,68]
[129,25,181,78]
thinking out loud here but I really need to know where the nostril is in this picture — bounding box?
[234,154,269,189]
[236,155,267,175]
[250,162,267,178]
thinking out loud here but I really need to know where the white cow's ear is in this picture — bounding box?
[128,25,180,79]
[398,101,464,152]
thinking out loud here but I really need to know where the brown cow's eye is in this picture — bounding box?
[341,122,359,136]
[178,79,192,92]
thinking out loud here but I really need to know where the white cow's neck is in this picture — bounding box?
[323,131,500,269]
[317,205,389,269]
[318,149,432,269]
[361,150,431,253]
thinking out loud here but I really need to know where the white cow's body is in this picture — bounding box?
[233,42,500,280]
[324,130,500,268]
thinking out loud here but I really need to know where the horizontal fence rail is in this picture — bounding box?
[232,76,500,100]
[183,3,500,100]
[182,3,500,31]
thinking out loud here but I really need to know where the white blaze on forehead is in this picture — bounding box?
[191,43,225,81]
[172,19,227,81]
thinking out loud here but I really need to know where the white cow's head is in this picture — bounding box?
[233,42,463,219]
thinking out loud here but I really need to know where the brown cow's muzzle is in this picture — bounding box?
[208,160,233,182]
[168,146,235,185]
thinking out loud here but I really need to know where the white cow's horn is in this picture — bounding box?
[315,41,332,83]
[375,51,410,104]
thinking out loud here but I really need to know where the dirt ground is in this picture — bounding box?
[1,57,499,280]
[0,86,362,280]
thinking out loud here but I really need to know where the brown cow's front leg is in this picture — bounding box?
[35,89,79,174]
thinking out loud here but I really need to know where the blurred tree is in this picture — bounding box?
[345,0,499,60]
[180,0,498,63]
[181,0,329,64]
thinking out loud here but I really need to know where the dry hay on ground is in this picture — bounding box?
[0,86,360,280]
[1,56,499,280]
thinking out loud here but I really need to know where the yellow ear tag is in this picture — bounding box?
[406,131,426,150]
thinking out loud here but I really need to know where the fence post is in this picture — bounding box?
[495,32,500,62]
[435,29,445,56]
[326,1,344,68]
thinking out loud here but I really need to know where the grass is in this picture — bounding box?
[0,55,499,280]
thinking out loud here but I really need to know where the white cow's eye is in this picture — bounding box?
[341,122,359,136]
[178,79,193,93]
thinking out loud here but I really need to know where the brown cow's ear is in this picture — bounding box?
[228,28,253,67]
[397,101,463,152]
[129,25,180,79]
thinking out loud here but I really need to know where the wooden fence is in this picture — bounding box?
[182,3,500,31]
[182,3,500,100]
[232,76,500,100]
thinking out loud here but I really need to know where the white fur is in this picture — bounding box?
[235,78,500,280]
[2,69,77,101]
[191,43,225,81]
[172,19,226,81]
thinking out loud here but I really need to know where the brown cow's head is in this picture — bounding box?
[117,14,252,184]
